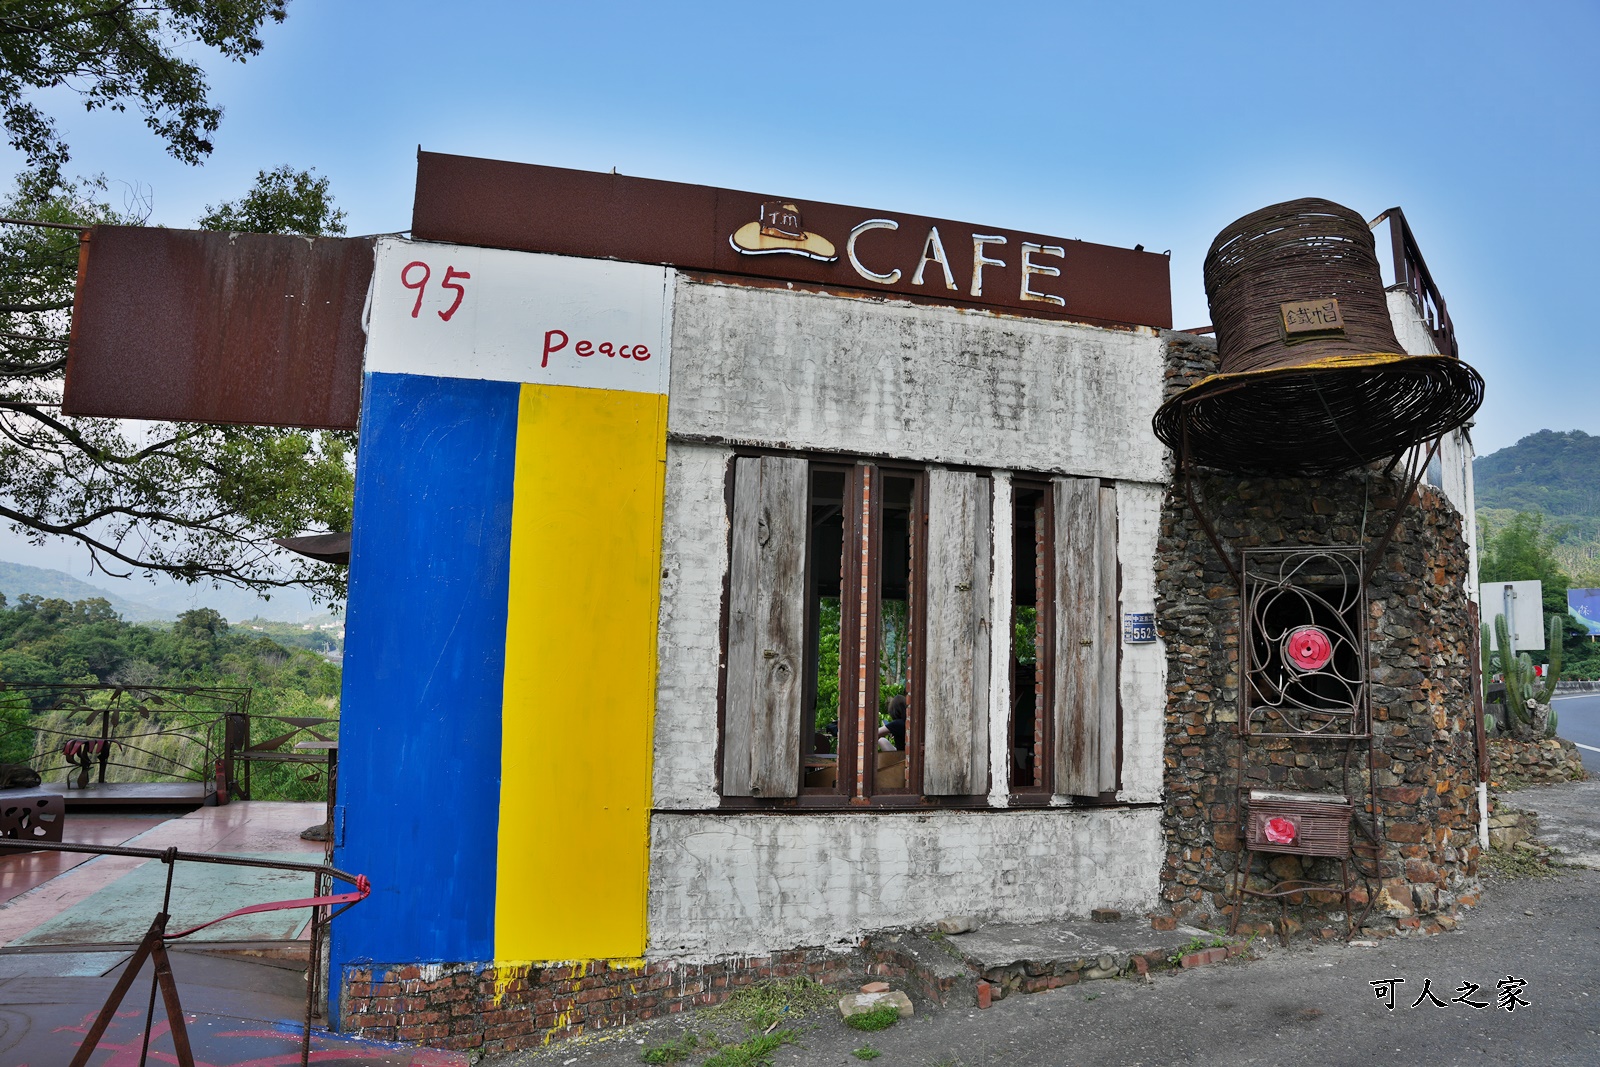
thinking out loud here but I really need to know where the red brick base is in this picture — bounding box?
[339,949,855,1055]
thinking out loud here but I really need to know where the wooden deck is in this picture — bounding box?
[38,781,210,809]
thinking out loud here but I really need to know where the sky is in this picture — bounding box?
[2,0,1596,609]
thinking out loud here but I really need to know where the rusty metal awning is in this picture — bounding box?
[272,533,351,565]
[63,226,373,429]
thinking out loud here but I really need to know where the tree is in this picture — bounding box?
[197,164,345,235]
[0,168,353,603]
[1479,511,1570,618]
[0,1,288,191]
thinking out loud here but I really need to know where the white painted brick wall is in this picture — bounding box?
[653,443,730,810]
[647,808,1162,957]
[667,280,1168,482]
[647,279,1174,954]
[1386,290,1477,593]
[1116,483,1166,804]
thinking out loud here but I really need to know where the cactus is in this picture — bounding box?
[1538,615,1564,704]
[1490,612,1565,740]
[1481,620,1494,700]
[1538,615,1564,737]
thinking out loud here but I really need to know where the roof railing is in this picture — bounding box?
[1369,207,1458,360]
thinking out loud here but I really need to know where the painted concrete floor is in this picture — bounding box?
[0,802,325,947]
[1,947,467,1066]
[0,804,463,1063]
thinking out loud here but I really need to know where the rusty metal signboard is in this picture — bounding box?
[412,152,1172,330]
[63,226,373,429]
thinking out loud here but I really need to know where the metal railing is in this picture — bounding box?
[1369,207,1458,360]
[0,683,336,801]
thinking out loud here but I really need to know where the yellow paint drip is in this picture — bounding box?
[495,383,666,963]
[491,961,533,1006]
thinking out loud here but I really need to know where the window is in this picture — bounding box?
[720,454,1120,806]
[1241,547,1367,739]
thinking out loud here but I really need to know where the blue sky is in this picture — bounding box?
[2,0,1596,605]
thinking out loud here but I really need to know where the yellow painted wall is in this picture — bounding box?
[495,382,667,961]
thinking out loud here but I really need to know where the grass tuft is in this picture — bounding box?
[843,1004,901,1032]
[705,976,838,1031]
[640,1030,699,1064]
[702,1029,797,1067]
[852,1044,883,1060]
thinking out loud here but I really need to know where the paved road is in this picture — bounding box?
[1552,691,1600,775]
[1511,778,1600,870]
[498,783,1600,1067]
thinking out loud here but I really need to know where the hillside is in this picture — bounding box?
[0,561,167,622]
[1475,429,1600,585]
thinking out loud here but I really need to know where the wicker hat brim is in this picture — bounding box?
[1152,352,1484,475]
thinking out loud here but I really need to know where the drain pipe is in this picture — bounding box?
[1478,781,1490,850]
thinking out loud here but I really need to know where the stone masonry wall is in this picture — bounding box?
[1155,335,1483,939]
[1487,737,1587,788]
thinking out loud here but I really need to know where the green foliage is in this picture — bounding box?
[1476,429,1600,590]
[640,1031,700,1064]
[1479,512,1570,619]
[852,1046,883,1061]
[1013,606,1037,665]
[706,977,836,1032]
[0,594,339,799]
[879,599,910,710]
[0,0,288,190]
[198,165,347,236]
[1488,614,1564,740]
[843,1005,900,1032]
[1476,430,1600,525]
[701,1030,795,1067]
[0,170,353,603]
[814,598,840,730]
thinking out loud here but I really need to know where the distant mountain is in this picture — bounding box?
[1475,429,1600,584]
[0,560,169,621]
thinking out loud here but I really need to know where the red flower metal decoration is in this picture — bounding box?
[1264,816,1298,845]
[1284,625,1333,671]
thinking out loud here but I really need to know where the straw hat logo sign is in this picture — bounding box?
[730,200,838,262]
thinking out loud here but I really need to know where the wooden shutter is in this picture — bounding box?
[1097,486,1120,790]
[922,470,992,796]
[1052,476,1119,796]
[723,456,808,798]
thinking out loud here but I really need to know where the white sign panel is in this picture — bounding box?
[1479,579,1545,652]
[365,237,672,393]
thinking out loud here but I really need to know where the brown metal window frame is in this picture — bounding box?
[715,451,991,812]
[1008,478,1055,798]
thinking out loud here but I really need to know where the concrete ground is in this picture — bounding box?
[1503,777,1600,871]
[0,947,468,1065]
[493,781,1600,1067]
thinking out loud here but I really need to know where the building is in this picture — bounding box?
[60,155,1488,1054]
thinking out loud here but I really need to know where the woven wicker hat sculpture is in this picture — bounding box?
[1152,198,1484,474]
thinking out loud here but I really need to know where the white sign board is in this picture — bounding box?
[365,237,673,393]
[1479,579,1545,652]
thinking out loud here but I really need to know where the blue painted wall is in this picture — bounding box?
[332,372,520,993]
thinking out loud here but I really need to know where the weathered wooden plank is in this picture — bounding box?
[1097,485,1120,792]
[722,458,762,797]
[923,470,992,795]
[1052,476,1101,796]
[749,456,809,797]
[722,456,809,797]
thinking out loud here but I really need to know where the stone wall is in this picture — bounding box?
[1155,334,1483,939]
[1488,737,1587,788]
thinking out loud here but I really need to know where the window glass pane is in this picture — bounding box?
[1011,484,1048,790]
[803,468,847,790]
[874,473,916,790]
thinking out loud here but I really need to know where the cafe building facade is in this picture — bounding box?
[61,154,1488,1054]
